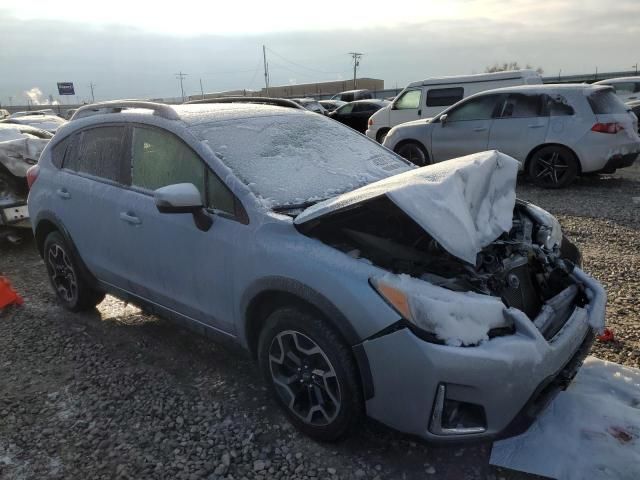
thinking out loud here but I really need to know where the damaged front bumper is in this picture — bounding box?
[358,267,605,443]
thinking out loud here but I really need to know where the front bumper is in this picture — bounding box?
[359,269,605,443]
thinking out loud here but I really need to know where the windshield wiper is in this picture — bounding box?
[272,200,320,213]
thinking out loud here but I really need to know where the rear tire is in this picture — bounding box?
[43,231,105,311]
[395,141,430,166]
[527,145,578,188]
[257,306,363,441]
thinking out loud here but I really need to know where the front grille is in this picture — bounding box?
[500,262,541,318]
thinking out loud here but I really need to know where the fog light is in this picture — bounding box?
[429,384,487,435]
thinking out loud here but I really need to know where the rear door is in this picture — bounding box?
[430,93,504,162]
[388,88,423,127]
[53,125,131,286]
[488,93,549,163]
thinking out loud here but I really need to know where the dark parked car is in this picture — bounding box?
[330,89,373,102]
[318,100,346,112]
[329,99,389,133]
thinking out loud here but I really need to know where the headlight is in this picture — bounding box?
[370,275,512,347]
[524,203,563,250]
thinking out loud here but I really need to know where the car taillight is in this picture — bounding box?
[368,118,373,126]
[591,122,624,134]
[26,164,40,189]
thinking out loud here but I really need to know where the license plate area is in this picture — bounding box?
[2,205,29,223]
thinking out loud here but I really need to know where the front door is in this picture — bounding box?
[431,94,504,162]
[389,88,423,127]
[113,125,243,333]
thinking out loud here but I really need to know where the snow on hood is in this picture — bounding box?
[295,151,519,264]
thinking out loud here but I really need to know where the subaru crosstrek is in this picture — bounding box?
[28,100,606,442]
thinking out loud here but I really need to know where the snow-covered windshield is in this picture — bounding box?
[194,114,412,208]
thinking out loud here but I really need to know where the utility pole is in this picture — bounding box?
[8,96,12,107]
[348,52,363,89]
[199,78,204,99]
[175,71,188,102]
[89,82,96,103]
[633,63,638,75]
[263,45,270,96]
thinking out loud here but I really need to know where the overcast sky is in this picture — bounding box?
[1,0,638,105]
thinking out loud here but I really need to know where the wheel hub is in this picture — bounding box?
[268,330,341,426]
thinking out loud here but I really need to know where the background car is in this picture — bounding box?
[329,99,389,133]
[367,69,542,143]
[383,84,640,188]
[0,109,9,120]
[291,98,327,114]
[627,100,640,132]
[318,99,346,112]
[0,124,52,242]
[330,89,372,102]
[1,114,67,134]
[594,76,640,103]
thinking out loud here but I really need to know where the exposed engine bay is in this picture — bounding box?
[299,196,585,324]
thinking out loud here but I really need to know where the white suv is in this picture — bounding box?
[383,84,640,188]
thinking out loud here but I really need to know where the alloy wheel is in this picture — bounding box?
[268,330,341,426]
[46,244,78,303]
[533,151,570,185]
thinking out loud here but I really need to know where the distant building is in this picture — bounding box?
[187,78,385,102]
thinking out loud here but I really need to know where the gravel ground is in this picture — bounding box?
[1,164,638,480]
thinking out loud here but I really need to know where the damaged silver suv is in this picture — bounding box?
[28,100,606,442]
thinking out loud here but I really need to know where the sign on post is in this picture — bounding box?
[57,82,75,95]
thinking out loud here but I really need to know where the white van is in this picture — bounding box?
[366,69,542,142]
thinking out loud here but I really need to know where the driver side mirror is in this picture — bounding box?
[440,113,448,126]
[154,183,213,231]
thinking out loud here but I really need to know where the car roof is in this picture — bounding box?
[408,69,540,87]
[594,76,640,84]
[73,101,309,127]
[347,99,387,104]
[471,83,611,96]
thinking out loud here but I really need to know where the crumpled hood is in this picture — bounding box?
[0,137,48,177]
[295,151,520,264]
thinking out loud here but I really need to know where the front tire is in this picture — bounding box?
[528,145,578,188]
[44,231,105,311]
[395,141,430,166]
[257,307,362,441]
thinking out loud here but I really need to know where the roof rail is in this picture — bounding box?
[70,100,180,121]
[184,96,305,110]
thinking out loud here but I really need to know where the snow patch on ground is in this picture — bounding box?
[491,357,640,480]
[378,273,508,346]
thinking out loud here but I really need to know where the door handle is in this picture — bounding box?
[119,212,141,225]
[528,124,545,129]
[56,188,71,199]
[417,109,422,116]
[473,127,487,132]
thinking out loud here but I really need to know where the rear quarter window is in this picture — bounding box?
[588,90,629,114]
[63,126,128,183]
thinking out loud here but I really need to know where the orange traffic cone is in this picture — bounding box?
[0,276,23,309]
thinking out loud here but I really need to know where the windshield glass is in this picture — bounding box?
[194,113,412,208]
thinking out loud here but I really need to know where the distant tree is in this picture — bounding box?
[485,62,544,74]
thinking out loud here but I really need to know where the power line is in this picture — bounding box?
[266,47,343,76]
[175,71,188,102]
[348,52,363,89]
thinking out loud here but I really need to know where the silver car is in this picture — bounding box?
[383,84,640,188]
[28,100,605,442]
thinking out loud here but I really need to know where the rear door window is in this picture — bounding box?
[426,87,464,107]
[498,93,544,118]
[63,126,128,183]
[393,89,421,110]
[588,90,629,114]
[544,94,575,116]
[353,103,378,113]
